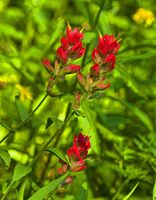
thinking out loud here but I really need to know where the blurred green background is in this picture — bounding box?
[0,0,156,199]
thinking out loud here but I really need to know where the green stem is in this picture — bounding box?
[92,0,105,30]
[0,94,48,144]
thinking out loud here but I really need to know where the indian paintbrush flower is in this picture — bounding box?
[57,24,85,64]
[92,34,120,72]
[58,133,91,174]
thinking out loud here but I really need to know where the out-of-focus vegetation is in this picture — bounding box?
[0,0,156,199]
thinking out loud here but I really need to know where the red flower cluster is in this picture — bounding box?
[41,25,121,99]
[92,34,120,72]
[57,25,85,64]
[67,133,90,171]
[58,133,91,174]
[77,34,120,94]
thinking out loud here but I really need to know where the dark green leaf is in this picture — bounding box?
[11,163,32,184]
[28,172,69,200]
[0,149,11,167]
[45,147,68,163]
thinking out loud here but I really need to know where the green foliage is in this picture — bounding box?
[45,146,68,163]
[28,172,69,200]
[0,0,156,199]
[11,163,32,184]
[0,149,11,167]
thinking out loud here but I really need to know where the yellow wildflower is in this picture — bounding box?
[132,8,155,26]
[16,84,33,101]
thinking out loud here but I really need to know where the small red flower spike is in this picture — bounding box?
[104,53,116,71]
[57,24,85,64]
[41,58,53,72]
[62,64,81,74]
[92,34,120,72]
[67,133,91,172]
[95,82,110,90]
[77,70,85,87]
[90,64,100,77]
[57,133,91,174]
[69,159,86,172]
[57,47,68,64]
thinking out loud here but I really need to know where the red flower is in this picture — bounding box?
[69,159,86,172]
[57,25,85,64]
[90,64,100,77]
[66,133,91,172]
[97,34,120,55]
[67,133,90,160]
[62,64,80,74]
[57,133,91,174]
[92,34,120,72]
[95,82,110,90]
[104,53,116,71]
[57,47,68,64]
[41,58,53,72]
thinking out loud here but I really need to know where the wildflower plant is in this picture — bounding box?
[0,21,120,199]
[1,1,156,199]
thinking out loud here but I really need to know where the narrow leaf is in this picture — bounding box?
[81,102,100,155]
[18,180,28,200]
[15,97,28,122]
[45,147,68,163]
[123,182,139,200]
[28,172,69,200]
[0,149,11,167]
[11,163,32,184]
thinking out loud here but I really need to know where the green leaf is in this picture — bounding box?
[11,163,32,184]
[18,180,28,200]
[123,182,139,200]
[75,182,88,200]
[153,179,156,200]
[28,172,69,200]
[0,149,11,167]
[81,102,100,155]
[45,147,68,163]
[120,99,154,131]
[15,97,28,122]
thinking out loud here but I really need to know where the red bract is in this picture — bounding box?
[57,25,85,64]
[62,64,80,74]
[57,47,68,64]
[67,133,91,172]
[97,34,120,55]
[69,159,86,172]
[90,64,100,77]
[41,58,53,72]
[92,34,120,72]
